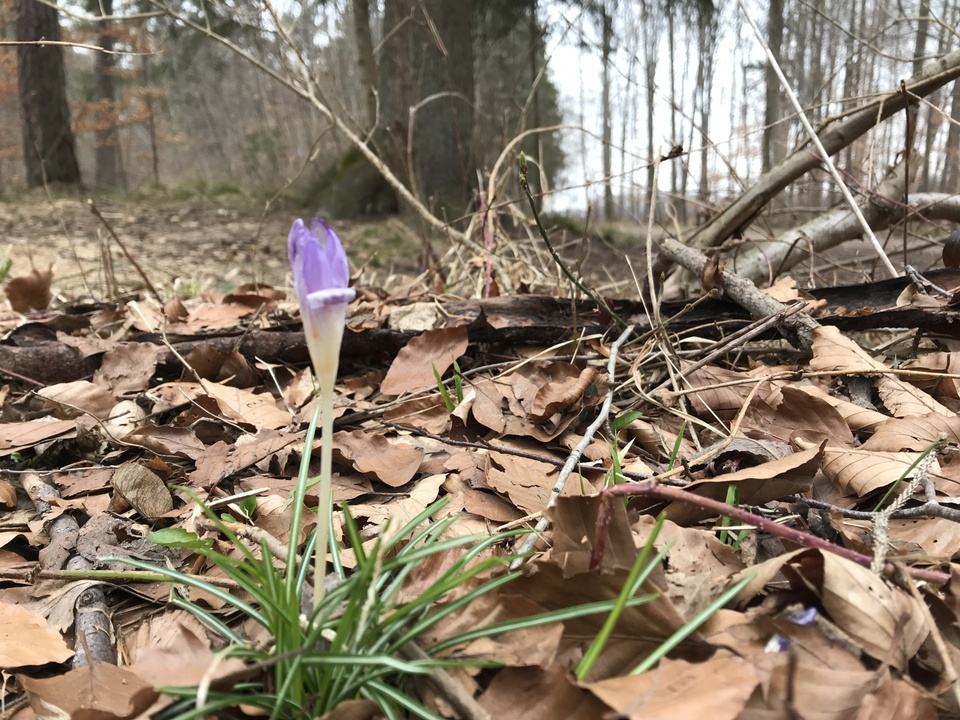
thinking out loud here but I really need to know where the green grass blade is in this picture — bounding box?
[631,573,757,675]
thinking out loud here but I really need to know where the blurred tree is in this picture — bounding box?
[89,0,126,191]
[378,0,475,219]
[15,0,81,186]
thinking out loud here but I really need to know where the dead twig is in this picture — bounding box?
[511,324,635,566]
[88,199,162,301]
[593,482,949,585]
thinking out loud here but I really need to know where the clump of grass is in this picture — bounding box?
[105,411,749,718]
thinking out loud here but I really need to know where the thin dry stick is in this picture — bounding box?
[512,324,635,566]
[738,0,899,279]
[88,199,162,300]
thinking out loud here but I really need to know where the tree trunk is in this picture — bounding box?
[762,0,785,174]
[15,0,81,187]
[642,0,658,220]
[667,4,679,220]
[351,0,377,129]
[378,0,475,219]
[93,0,125,191]
[600,2,614,220]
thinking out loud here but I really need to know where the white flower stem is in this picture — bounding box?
[313,380,335,607]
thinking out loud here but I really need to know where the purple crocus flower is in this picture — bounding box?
[288,218,355,388]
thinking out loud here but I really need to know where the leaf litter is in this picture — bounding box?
[3,224,960,719]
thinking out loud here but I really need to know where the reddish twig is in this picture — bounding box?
[593,482,950,584]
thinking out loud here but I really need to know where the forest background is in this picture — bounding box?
[5,0,955,252]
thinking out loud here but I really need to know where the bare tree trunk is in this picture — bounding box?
[140,52,160,185]
[762,0,785,174]
[697,16,716,216]
[351,0,377,129]
[600,2,614,220]
[641,0,658,220]
[667,3,679,217]
[379,0,474,218]
[93,0,125,191]
[15,0,81,187]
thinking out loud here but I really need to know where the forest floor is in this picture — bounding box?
[1,192,960,719]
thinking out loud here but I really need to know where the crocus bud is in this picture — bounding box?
[288,218,355,390]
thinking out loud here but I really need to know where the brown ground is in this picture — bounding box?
[0,192,448,302]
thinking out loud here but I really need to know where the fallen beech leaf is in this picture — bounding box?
[861,412,960,451]
[5,265,53,313]
[37,380,116,420]
[94,342,160,395]
[479,665,610,720]
[584,655,758,720]
[380,325,469,396]
[856,678,937,720]
[794,384,889,433]
[734,549,927,670]
[0,602,72,667]
[201,379,292,430]
[811,326,952,417]
[20,662,155,718]
[111,462,174,518]
[821,445,937,497]
[0,479,16,507]
[0,419,76,457]
[333,430,424,487]
[189,429,299,488]
[666,444,822,524]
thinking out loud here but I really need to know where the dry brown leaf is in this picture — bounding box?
[529,366,596,420]
[479,665,610,720]
[749,385,855,446]
[810,326,952,418]
[635,515,745,618]
[189,429,299,488]
[37,380,116,420]
[734,549,927,670]
[200,379,291,430]
[123,424,207,460]
[794,384,889,433]
[380,325,469,396]
[860,412,960,451]
[20,662,156,718]
[0,420,76,457]
[0,602,72,667]
[837,515,960,561]
[185,300,257,330]
[547,495,638,576]
[486,451,563,515]
[382,394,452,434]
[0,479,15,507]
[347,473,446,536]
[855,678,938,719]
[184,345,260,387]
[333,430,424,487]
[902,351,960,401]
[94,342,160,395]
[682,364,772,422]
[821,445,937,497]
[666,444,822,524]
[111,461,174,518]
[318,700,384,720]
[128,620,247,688]
[583,655,758,720]
[5,265,53,313]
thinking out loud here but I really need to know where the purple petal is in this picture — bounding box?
[288,218,350,299]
